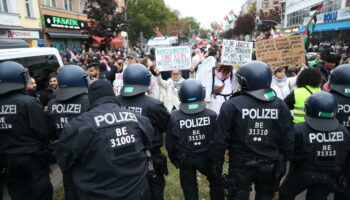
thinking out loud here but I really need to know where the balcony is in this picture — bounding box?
[0,12,21,27]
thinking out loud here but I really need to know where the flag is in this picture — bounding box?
[228,10,236,23]
[303,2,323,49]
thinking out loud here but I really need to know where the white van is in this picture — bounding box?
[144,36,179,54]
[0,43,64,91]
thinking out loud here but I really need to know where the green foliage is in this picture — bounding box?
[248,1,257,15]
[126,0,178,44]
[86,0,127,41]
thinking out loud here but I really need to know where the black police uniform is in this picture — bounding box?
[47,65,90,200]
[53,80,155,200]
[280,91,350,200]
[279,123,350,200]
[166,79,224,200]
[329,64,350,200]
[211,92,294,200]
[47,94,89,200]
[0,61,53,200]
[0,91,53,200]
[117,63,170,200]
[167,109,224,200]
[116,94,169,200]
[209,61,294,200]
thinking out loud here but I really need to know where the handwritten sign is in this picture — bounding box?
[155,46,191,71]
[255,35,306,69]
[221,40,253,65]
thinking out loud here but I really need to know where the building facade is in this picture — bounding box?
[285,0,345,32]
[0,0,41,47]
[39,0,89,52]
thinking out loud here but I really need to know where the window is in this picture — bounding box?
[44,0,56,7]
[64,0,73,11]
[80,0,85,13]
[0,0,8,12]
[25,0,34,17]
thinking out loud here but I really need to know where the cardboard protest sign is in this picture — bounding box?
[155,46,191,71]
[221,40,253,65]
[255,35,306,70]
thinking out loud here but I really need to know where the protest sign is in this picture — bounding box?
[221,40,253,65]
[155,46,191,71]
[255,35,306,69]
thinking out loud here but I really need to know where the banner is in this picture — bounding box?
[221,39,253,65]
[255,35,305,69]
[255,35,306,69]
[155,46,191,71]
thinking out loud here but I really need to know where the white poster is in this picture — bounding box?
[221,39,253,65]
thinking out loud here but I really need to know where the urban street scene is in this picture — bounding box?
[1,0,350,199]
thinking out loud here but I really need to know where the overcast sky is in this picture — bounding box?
[164,0,246,29]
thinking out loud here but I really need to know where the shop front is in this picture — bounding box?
[43,14,89,53]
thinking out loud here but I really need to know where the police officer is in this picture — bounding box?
[279,91,350,200]
[329,64,350,200]
[47,65,90,200]
[166,79,224,200]
[208,61,294,200]
[116,63,169,200]
[0,61,53,200]
[53,80,154,200]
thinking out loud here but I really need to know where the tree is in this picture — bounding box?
[248,1,257,15]
[198,28,210,40]
[85,0,127,43]
[258,7,281,31]
[126,0,178,45]
[233,14,256,35]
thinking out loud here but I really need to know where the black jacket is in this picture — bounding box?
[116,94,169,151]
[47,94,90,139]
[293,122,350,172]
[0,91,52,156]
[166,108,217,160]
[209,93,294,162]
[53,96,154,200]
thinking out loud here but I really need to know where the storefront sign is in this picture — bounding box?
[155,46,191,71]
[303,8,350,25]
[324,11,338,23]
[255,35,306,70]
[0,30,39,39]
[221,39,253,65]
[44,15,87,30]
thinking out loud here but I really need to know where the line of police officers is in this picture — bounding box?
[1,60,350,200]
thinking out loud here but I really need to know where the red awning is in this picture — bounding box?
[91,35,123,45]
[91,35,104,43]
[110,37,123,45]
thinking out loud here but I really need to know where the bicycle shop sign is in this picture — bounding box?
[44,15,87,30]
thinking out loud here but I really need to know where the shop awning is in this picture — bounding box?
[299,20,350,33]
[46,32,89,39]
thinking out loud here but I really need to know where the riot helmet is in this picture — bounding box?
[0,61,29,95]
[121,63,151,97]
[55,65,88,101]
[236,61,275,101]
[330,64,350,97]
[179,79,206,114]
[305,91,339,132]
